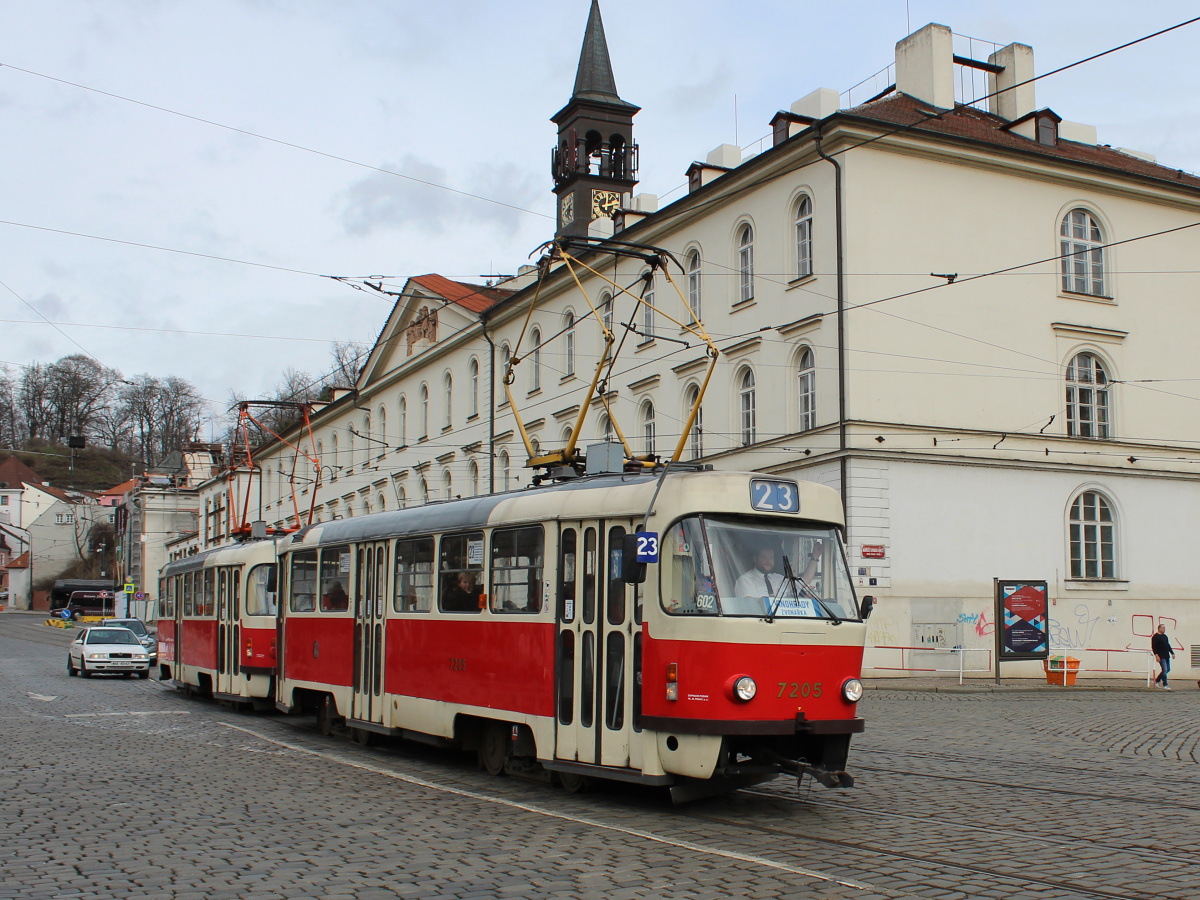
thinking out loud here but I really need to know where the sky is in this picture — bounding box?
[3,0,1199,438]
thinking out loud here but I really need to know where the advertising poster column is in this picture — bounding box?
[993,579,1049,684]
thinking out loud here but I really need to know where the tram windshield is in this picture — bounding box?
[661,516,859,620]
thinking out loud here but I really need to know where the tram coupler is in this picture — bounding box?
[774,756,855,789]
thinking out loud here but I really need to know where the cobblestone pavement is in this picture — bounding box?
[3,610,1197,900]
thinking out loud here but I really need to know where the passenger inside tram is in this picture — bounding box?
[321,580,349,611]
[442,571,482,611]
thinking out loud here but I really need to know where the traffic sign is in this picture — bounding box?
[123,582,135,594]
[134,591,146,600]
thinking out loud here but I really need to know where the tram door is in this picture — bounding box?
[215,566,242,695]
[352,542,389,726]
[555,520,641,770]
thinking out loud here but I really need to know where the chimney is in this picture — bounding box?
[895,23,954,109]
[988,42,1035,121]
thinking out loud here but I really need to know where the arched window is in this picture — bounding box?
[686,249,702,322]
[531,328,542,392]
[795,196,813,278]
[1066,353,1110,438]
[331,433,339,478]
[397,486,407,509]
[362,499,371,517]
[1060,209,1106,296]
[377,405,387,458]
[797,346,816,431]
[377,493,386,512]
[563,312,576,377]
[684,384,703,459]
[599,414,614,443]
[443,372,453,429]
[467,460,479,497]
[739,367,756,445]
[316,440,324,476]
[642,401,656,455]
[499,450,511,491]
[641,272,655,341]
[419,383,429,439]
[442,471,453,501]
[398,396,407,447]
[348,430,356,469]
[468,358,480,417]
[599,292,614,335]
[362,414,371,464]
[737,224,755,303]
[419,478,429,505]
[1070,490,1116,578]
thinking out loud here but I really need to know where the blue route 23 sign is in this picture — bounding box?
[634,531,659,563]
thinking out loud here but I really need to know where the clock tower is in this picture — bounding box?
[551,1,639,239]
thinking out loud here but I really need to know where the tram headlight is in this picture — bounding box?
[725,675,757,703]
[841,678,864,703]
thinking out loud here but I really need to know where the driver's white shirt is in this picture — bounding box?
[733,568,795,599]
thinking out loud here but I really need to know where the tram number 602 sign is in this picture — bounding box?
[750,480,800,513]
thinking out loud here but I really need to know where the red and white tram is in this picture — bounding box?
[158,539,279,708]
[275,468,869,800]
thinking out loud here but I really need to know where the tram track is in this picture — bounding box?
[847,759,1200,812]
[679,806,1177,900]
[742,787,1200,867]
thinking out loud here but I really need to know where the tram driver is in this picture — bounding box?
[733,544,820,601]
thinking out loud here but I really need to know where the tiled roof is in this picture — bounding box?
[846,94,1200,191]
[101,479,137,497]
[6,551,30,569]
[410,274,513,314]
[0,456,40,487]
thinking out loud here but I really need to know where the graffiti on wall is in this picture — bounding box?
[956,609,995,637]
[1048,603,1101,650]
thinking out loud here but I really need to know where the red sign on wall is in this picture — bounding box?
[861,545,886,559]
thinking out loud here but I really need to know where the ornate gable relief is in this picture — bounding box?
[406,307,439,355]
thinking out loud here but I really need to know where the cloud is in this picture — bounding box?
[334,155,546,239]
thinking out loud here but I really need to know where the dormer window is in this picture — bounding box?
[1037,113,1058,146]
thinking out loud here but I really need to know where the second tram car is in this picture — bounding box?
[158,539,280,707]
[273,468,868,800]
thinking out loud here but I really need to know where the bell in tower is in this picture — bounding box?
[551,0,639,239]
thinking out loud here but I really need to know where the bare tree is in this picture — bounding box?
[330,341,368,388]
[0,365,23,449]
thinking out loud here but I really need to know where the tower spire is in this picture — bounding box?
[572,0,620,102]
[551,1,639,238]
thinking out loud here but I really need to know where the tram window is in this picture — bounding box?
[246,564,278,616]
[319,546,351,611]
[394,538,434,612]
[439,531,484,613]
[606,526,627,625]
[491,526,543,613]
[557,631,575,724]
[198,569,215,617]
[661,517,717,616]
[290,551,318,612]
[558,528,577,622]
[632,632,642,733]
[182,572,194,617]
[604,631,625,730]
[232,569,240,620]
[582,527,597,624]
[581,631,595,728]
[217,569,228,618]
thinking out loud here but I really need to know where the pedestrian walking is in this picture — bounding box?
[1151,624,1175,690]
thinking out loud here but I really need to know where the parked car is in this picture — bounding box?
[98,618,157,663]
[67,626,151,678]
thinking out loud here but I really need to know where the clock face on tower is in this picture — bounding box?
[590,189,621,220]
[559,193,574,225]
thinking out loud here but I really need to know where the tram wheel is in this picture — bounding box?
[317,695,340,736]
[351,728,374,747]
[557,772,593,794]
[479,723,509,777]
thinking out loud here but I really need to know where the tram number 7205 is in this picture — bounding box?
[777,681,823,698]
[750,480,800,513]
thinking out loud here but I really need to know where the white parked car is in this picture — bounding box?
[68,626,151,679]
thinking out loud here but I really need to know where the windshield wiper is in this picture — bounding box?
[780,554,841,624]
